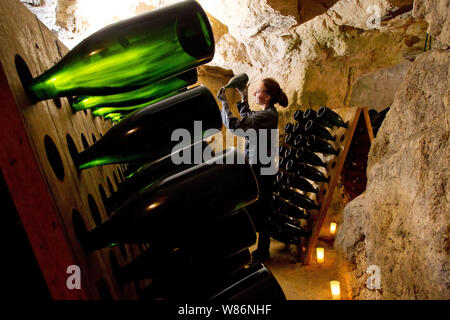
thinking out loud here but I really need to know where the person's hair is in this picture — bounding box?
[262,78,288,107]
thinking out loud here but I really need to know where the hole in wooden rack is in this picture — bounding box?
[53,98,62,109]
[83,109,88,116]
[113,171,120,187]
[322,189,327,196]
[35,43,40,49]
[15,55,34,101]
[66,134,78,166]
[44,135,65,181]
[109,251,120,283]
[99,132,103,137]
[99,184,110,216]
[88,194,102,226]
[119,244,128,259]
[134,280,143,299]
[72,209,88,252]
[92,133,97,144]
[81,133,89,150]
[340,134,345,142]
[107,177,116,194]
[331,161,336,169]
[98,278,113,300]
[117,169,124,182]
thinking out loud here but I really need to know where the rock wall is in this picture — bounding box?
[334,0,449,299]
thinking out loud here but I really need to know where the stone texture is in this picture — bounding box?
[413,0,449,48]
[335,49,449,299]
[350,60,412,110]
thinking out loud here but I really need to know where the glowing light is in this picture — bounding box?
[330,281,341,300]
[146,202,160,211]
[316,247,324,264]
[330,222,337,235]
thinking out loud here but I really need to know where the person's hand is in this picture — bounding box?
[217,87,227,102]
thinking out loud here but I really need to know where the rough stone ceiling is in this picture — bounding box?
[21,0,439,111]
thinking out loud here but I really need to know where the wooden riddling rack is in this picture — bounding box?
[0,0,149,299]
[278,106,374,265]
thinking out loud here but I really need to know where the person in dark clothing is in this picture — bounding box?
[217,77,288,263]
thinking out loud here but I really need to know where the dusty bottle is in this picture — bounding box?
[272,195,309,220]
[293,110,304,122]
[223,73,249,89]
[294,134,309,148]
[26,1,214,101]
[291,161,329,183]
[73,85,222,169]
[286,174,318,194]
[284,123,294,134]
[306,135,339,156]
[284,147,295,160]
[71,69,197,111]
[295,146,327,168]
[104,140,214,212]
[304,120,336,141]
[277,185,320,210]
[75,148,259,253]
[317,106,348,128]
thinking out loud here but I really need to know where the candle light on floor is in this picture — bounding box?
[330,281,341,300]
[316,247,324,263]
[330,222,337,234]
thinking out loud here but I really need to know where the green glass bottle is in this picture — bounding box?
[294,134,308,148]
[293,161,329,183]
[295,147,327,168]
[113,209,256,284]
[26,0,214,101]
[277,185,320,210]
[286,174,318,194]
[272,195,308,220]
[75,148,259,253]
[73,85,222,170]
[104,141,214,213]
[92,89,182,117]
[284,123,294,134]
[304,120,336,141]
[306,135,340,156]
[71,69,197,111]
[293,110,304,122]
[317,106,348,128]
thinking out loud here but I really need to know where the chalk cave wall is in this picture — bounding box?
[22,0,449,299]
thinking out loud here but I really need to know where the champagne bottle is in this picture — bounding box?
[278,156,286,171]
[209,263,286,301]
[293,162,329,183]
[273,171,287,188]
[294,134,308,148]
[270,229,300,245]
[140,249,252,300]
[71,69,197,111]
[302,108,317,121]
[26,1,214,101]
[91,89,184,117]
[304,120,336,141]
[295,147,327,168]
[272,195,308,220]
[317,106,348,128]
[286,174,318,194]
[269,212,301,227]
[114,209,256,284]
[223,73,249,89]
[284,123,294,134]
[291,121,303,135]
[306,135,339,156]
[284,147,295,160]
[279,145,287,156]
[76,148,259,253]
[293,110,304,122]
[277,185,320,210]
[73,85,222,169]
[104,140,214,212]
[284,133,296,147]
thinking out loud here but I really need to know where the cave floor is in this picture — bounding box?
[250,238,344,300]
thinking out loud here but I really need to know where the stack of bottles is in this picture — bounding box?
[271,106,348,245]
[25,1,285,301]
